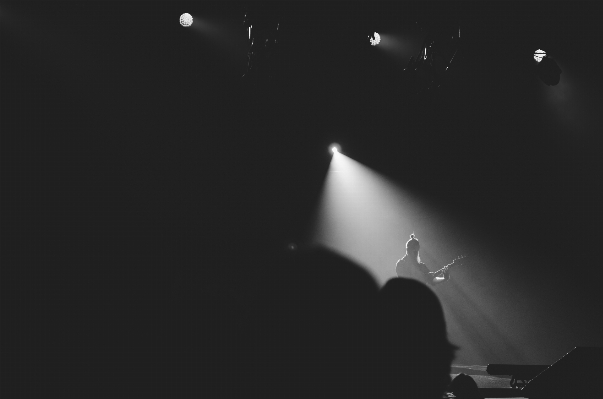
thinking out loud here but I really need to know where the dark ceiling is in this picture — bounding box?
[3,0,602,263]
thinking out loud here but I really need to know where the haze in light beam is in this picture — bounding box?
[310,152,539,366]
[370,30,426,65]
[183,13,248,66]
[311,152,436,286]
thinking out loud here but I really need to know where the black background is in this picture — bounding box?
[2,0,602,385]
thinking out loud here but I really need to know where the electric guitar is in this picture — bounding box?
[430,255,466,277]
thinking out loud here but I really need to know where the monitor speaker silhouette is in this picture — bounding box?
[521,346,603,398]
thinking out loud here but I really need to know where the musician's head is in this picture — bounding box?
[406,234,421,260]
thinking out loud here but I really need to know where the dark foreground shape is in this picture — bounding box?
[486,364,549,388]
[521,346,603,399]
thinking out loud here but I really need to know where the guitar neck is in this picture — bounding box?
[434,264,453,274]
[433,257,464,274]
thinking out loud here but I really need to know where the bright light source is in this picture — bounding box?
[369,32,381,46]
[180,13,193,27]
[330,143,341,154]
[534,49,546,63]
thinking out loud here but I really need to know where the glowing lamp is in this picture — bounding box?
[534,49,546,63]
[369,32,381,46]
[329,144,341,154]
[180,13,193,27]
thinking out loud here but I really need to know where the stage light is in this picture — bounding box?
[180,13,193,27]
[369,32,381,46]
[330,144,341,154]
[534,49,546,63]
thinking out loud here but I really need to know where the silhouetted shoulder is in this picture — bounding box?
[395,258,405,277]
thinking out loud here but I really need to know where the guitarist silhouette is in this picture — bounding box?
[396,234,464,286]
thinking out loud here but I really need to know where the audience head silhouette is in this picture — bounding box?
[146,244,457,399]
[255,244,380,399]
[375,277,457,399]
[448,373,483,399]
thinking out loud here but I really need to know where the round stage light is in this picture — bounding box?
[534,49,546,63]
[369,32,381,46]
[329,144,341,154]
[180,13,193,27]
